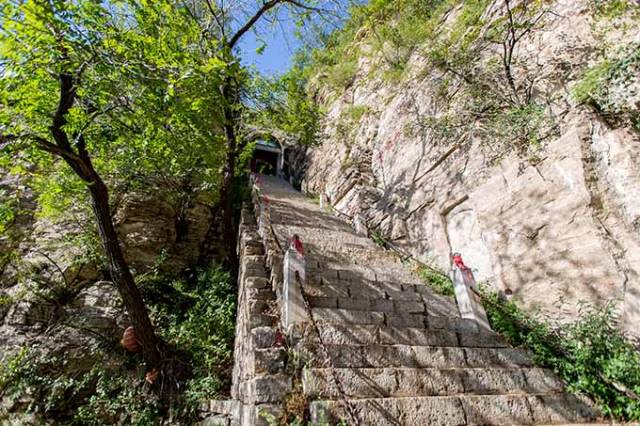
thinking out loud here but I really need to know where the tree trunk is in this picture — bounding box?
[88,176,162,367]
[219,77,240,274]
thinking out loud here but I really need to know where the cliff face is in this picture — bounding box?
[300,1,640,332]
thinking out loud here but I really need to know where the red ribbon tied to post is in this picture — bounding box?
[292,234,305,256]
[452,252,467,269]
[274,329,285,347]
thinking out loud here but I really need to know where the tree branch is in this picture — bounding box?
[204,0,226,39]
[228,0,282,49]
[30,135,81,162]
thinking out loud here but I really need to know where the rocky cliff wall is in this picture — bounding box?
[300,1,640,333]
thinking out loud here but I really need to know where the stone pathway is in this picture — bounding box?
[253,175,600,425]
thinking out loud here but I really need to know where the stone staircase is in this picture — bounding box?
[229,175,601,425]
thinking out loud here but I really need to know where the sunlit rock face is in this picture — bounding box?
[299,1,640,333]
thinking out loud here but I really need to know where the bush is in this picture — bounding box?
[481,290,640,421]
[144,264,237,406]
[572,42,640,129]
[416,265,455,296]
[327,60,358,90]
[0,263,236,424]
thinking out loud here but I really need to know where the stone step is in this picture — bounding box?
[309,394,598,425]
[302,367,565,399]
[311,308,488,333]
[309,295,427,312]
[297,344,534,369]
[304,279,458,317]
[306,322,507,348]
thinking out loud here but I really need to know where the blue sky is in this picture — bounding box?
[236,2,355,76]
[238,25,302,76]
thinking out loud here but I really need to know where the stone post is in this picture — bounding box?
[319,193,329,210]
[282,235,308,330]
[450,253,491,331]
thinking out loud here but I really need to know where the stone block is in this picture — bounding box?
[461,395,533,425]
[395,368,464,396]
[522,368,565,393]
[246,287,275,301]
[379,326,457,347]
[528,394,597,424]
[248,299,269,316]
[244,375,291,404]
[307,296,338,308]
[370,298,394,312]
[463,348,533,368]
[311,397,466,426]
[411,347,467,368]
[245,277,270,289]
[457,331,508,348]
[385,289,422,301]
[312,308,384,325]
[251,327,277,348]
[317,323,378,345]
[303,368,397,398]
[249,314,273,329]
[385,312,426,328]
[460,368,528,394]
[254,348,287,374]
[393,299,425,313]
[337,297,371,311]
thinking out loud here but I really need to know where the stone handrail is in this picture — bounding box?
[450,253,492,331]
[282,235,309,330]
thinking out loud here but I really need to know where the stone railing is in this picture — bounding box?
[282,235,309,329]
[450,253,491,331]
[201,205,289,426]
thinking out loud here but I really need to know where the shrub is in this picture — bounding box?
[416,265,455,296]
[572,42,640,129]
[0,263,236,424]
[327,60,358,90]
[481,290,640,421]
[143,264,237,405]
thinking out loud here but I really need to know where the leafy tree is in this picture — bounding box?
[186,0,349,268]
[0,0,230,366]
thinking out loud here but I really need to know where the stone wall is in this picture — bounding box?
[300,1,640,333]
[202,205,290,426]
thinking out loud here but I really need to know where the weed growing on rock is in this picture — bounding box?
[572,42,640,130]
[416,265,455,296]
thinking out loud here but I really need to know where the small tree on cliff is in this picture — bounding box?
[0,1,228,366]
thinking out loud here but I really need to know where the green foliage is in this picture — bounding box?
[370,231,387,248]
[482,103,551,150]
[142,264,237,405]
[346,105,370,122]
[482,290,640,421]
[0,263,236,424]
[590,0,639,18]
[416,265,455,296]
[248,60,321,146]
[72,368,160,426]
[0,346,159,425]
[0,0,229,226]
[572,42,640,129]
[0,189,16,235]
[327,60,359,89]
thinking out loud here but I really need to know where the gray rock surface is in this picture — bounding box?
[298,0,640,334]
